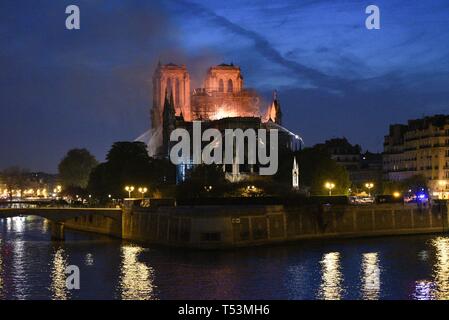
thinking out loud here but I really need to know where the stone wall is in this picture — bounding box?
[64,213,122,238]
[121,203,449,249]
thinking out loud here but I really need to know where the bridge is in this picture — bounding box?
[0,207,123,240]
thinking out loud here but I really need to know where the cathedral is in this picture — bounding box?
[147,62,297,182]
[149,62,283,155]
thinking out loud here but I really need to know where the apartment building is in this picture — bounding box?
[383,115,449,198]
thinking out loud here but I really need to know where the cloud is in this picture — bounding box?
[173,0,350,91]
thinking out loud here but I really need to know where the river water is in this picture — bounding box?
[1,216,449,300]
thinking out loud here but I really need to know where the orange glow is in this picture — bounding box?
[209,108,241,120]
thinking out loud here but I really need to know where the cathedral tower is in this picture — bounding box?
[204,64,243,94]
[152,62,191,131]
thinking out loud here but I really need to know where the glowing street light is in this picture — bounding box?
[138,187,148,198]
[393,191,401,198]
[365,182,374,197]
[204,185,213,192]
[125,186,135,198]
[325,182,335,196]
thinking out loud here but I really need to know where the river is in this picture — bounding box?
[0,216,448,300]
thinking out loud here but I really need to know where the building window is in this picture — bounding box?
[227,79,233,92]
[200,232,221,241]
[218,79,224,92]
[175,78,180,106]
[166,78,172,96]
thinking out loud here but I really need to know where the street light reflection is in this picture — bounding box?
[119,245,156,300]
[0,240,3,297]
[50,248,69,300]
[432,237,449,299]
[361,252,380,300]
[318,252,343,300]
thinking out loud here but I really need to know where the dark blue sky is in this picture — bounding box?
[1,0,449,172]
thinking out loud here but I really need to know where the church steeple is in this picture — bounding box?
[273,90,282,125]
[266,90,282,125]
[162,89,176,157]
[292,156,299,190]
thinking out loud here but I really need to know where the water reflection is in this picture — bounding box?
[317,252,343,300]
[42,219,49,234]
[417,250,429,262]
[50,247,70,300]
[119,245,156,300]
[85,253,94,266]
[5,215,449,300]
[413,280,435,300]
[0,239,3,298]
[7,216,26,233]
[431,237,449,299]
[361,253,380,300]
[11,218,27,299]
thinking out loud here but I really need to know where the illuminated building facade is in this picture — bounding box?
[149,62,299,182]
[383,115,449,198]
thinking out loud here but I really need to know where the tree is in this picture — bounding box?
[176,164,229,198]
[58,149,98,189]
[273,147,350,195]
[1,166,29,199]
[87,142,176,201]
[298,147,350,195]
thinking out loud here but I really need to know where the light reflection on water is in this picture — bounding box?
[318,252,343,300]
[0,239,3,298]
[431,237,449,299]
[361,253,380,300]
[50,247,70,300]
[3,216,449,299]
[12,238,26,299]
[413,237,449,300]
[119,246,156,300]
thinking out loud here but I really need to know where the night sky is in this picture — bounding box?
[1,0,449,172]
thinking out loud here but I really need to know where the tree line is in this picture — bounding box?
[1,141,428,202]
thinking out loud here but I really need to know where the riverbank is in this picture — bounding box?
[62,201,449,249]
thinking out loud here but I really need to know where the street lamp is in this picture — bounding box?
[325,182,335,196]
[125,186,135,198]
[138,187,148,198]
[365,182,374,197]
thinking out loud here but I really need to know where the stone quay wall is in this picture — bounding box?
[120,203,449,249]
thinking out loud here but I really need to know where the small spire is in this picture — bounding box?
[273,90,278,101]
[164,88,169,102]
[169,90,174,107]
